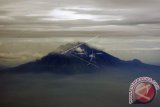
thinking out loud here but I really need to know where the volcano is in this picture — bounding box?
[3,42,160,74]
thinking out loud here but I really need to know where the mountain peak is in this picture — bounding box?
[53,42,89,54]
[132,59,142,63]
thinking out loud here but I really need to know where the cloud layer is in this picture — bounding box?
[0,0,160,32]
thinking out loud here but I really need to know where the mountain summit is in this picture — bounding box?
[3,42,160,74]
[48,42,123,67]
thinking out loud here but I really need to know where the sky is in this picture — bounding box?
[0,0,160,66]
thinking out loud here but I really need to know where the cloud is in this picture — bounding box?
[0,42,2,46]
[104,48,160,51]
[0,52,43,66]
[0,52,43,58]
[0,0,160,32]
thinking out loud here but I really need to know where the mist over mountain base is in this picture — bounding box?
[1,70,160,107]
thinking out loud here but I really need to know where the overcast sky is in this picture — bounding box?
[0,0,160,66]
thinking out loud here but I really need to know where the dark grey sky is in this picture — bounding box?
[0,0,160,66]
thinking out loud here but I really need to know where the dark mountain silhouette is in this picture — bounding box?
[0,64,7,71]
[2,42,160,74]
